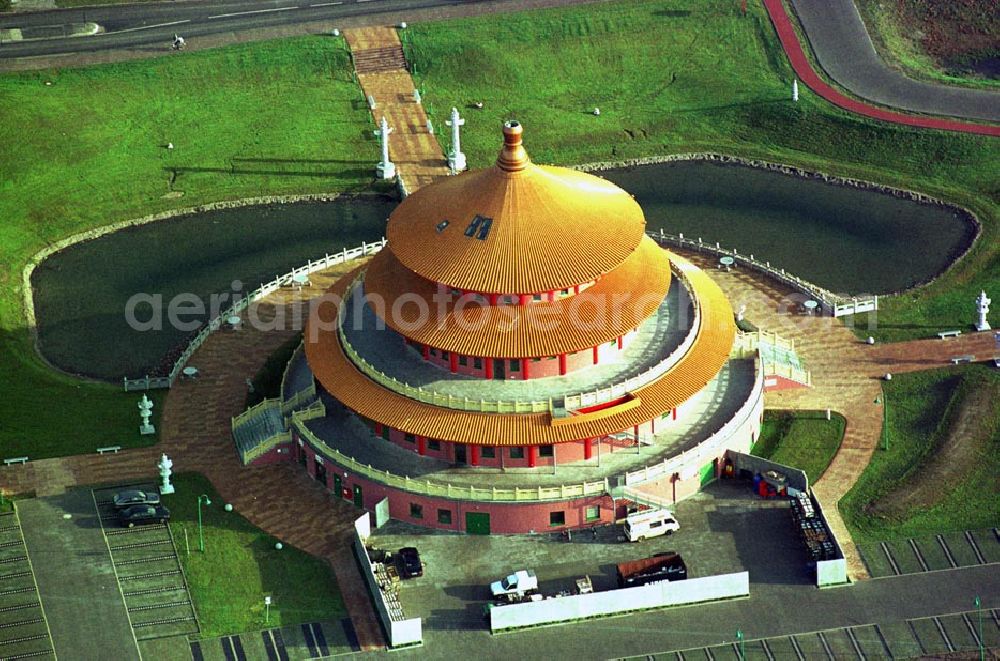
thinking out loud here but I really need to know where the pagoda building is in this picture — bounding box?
[270,121,763,534]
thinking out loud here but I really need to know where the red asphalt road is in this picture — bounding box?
[762,0,1000,137]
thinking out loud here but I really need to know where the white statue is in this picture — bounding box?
[792,79,799,102]
[138,394,155,435]
[445,107,467,172]
[374,117,396,180]
[158,454,175,495]
[976,290,991,331]
[736,304,746,322]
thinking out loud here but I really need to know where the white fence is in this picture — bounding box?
[123,239,388,391]
[649,230,878,317]
[353,514,422,647]
[624,358,764,487]
[489,571,749,633]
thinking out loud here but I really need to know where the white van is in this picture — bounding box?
[624,509,679,542]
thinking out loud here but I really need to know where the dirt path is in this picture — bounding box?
[867,382,997,518]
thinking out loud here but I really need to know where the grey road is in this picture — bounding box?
[788,0,1000,123]
[0,0,486,58]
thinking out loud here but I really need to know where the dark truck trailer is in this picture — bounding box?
[617,553,688,588]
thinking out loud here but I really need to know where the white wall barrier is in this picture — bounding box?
[490,572,749,633]
[352,514,422,647]
[809,491,849,587]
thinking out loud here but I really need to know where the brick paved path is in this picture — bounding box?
[345,26,450,193]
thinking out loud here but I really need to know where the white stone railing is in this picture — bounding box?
[337,263,699,414]
[124,239,388,391]
[294,418,608,502]
[649,229,878,316]
[623,357,765,486]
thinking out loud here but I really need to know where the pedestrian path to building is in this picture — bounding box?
[0,508,55,661]
[344,26,450,194]
[17,488,140,660]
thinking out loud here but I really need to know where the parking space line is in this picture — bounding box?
[845,627,866,659]
[962,613,982,649]
[965,531,987,564]
[789,635,805,660]
[992,608,1000,629]
[907,620,926,654]
[908,539,929,572]
[817,631,835,659]
[760,638,775,661]
[936,535,957,568]
[932,616,955,652]
[872,624,894,658]
[880,542,901,575]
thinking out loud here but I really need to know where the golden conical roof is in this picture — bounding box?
[386,121,647,295]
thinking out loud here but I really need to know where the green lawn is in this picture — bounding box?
[0,36,374,461]
[840,365,1000,543]
[752,410,845,484]
[162,473,345,638]
[406,0,1000,343]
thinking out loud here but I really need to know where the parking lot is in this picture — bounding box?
[368,481,812,631]
[652,606,1000,660]
[858,528,1000,578]
[92,483,199,643]
[0,508,55,661]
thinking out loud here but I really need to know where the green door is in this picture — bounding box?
[333,474,342,498]
[381,426,390,441]
[465,512,490,535]
[493,359,505,380]
[699,459,716,487]
[353,484,363,508]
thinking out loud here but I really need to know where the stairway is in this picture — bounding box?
[352,45,408,74]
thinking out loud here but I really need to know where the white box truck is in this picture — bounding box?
[624,509,679,542]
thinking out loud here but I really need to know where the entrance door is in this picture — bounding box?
[353,484,363,508]
[455,444,467,465]
[333,474,342,497]
[298,447,307,467]
[314,460,327,485]
[465,512,491,535]
[493,358,505,380]
[381,425,390,441]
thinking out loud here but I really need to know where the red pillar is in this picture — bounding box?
[449,352,458,373]
[617,335,623,350]
[470,445,479,466]
[374,423,383,436]
[584,438,593,460]
[485,358,494,379]
[548,290,555,302]
[489,293,498,306]
[522,358,530,380]
[592,345,599,365]
[421,344,430,360]
[672,407,677,420]
[574,284,580,294]
[528,445,537,468]
[519,294,529,306]
[651,418,656,434]
[558,353,567,375]
[417,436,426,456]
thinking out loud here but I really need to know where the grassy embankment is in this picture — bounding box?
[854,0,999,90]
[752,410,845,485]
[0,37,374,461]
[405,0,1000,343]
[163,473,345,637]
[840,365,1000,543]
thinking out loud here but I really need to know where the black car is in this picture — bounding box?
[397,547,423,578]
[112,489,161,509]
[118,504,170,528]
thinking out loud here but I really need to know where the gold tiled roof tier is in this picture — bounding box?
[363,236,672,359]
[385,122,646,295]
[304,251,736,446]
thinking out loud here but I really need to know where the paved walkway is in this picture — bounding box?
[763,0,1000,136]
[787,0,1000,123]
[344,26,450,193]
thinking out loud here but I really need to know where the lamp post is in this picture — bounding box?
[197,494,211,552]
[264,595,272,625]
[975,595,983,661]
[736,629,744,660]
